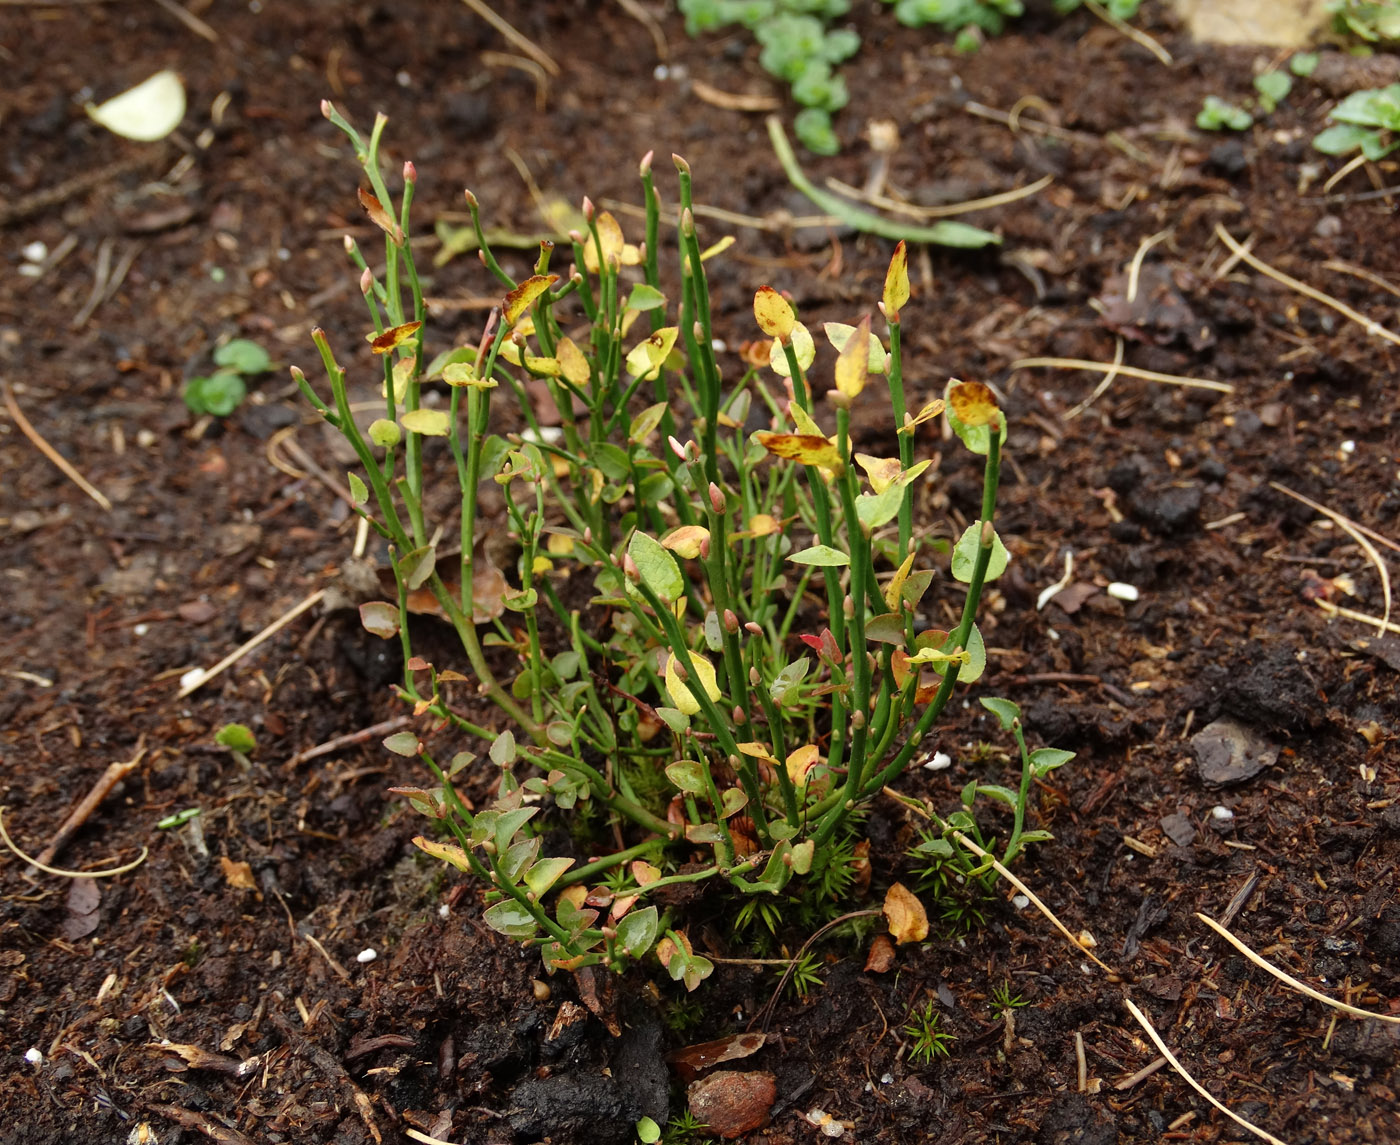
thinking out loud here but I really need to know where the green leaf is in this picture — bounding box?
[347,471,369,505]
[396,545,437,592]
[790,839,815,875]
[719,787,748,819]
[1290,52,1319,77]
[976,783,1020,806]
[627,530,683,603]
[788,544,850,566]
[1253,70,1291,113]
[214,723,256,753]
[865,613,907,645]
[980,696,1021,729]
[666,759,708,795]
[1017,829,1055,845]
[615,905,659,957]
[368,418,401,448]
[383,731,421,757]
[494,807,538,852]
[401,408,452,437]
[636,1116,662,1145]
[482,900,538,940]
[594,441,632,482]
[685,823,725,844]
[951,523,1010,583]
[183,373,246,417]
[1030,747,1075,775]
[523,856,574,896]
[629,400,670,444]
[770,657,810,705]
[1196,95,1253,132]
[624,283,666,312]
[213,338,271,374]
[655,706,690,734]
[855,484,903,532]
[489,729,517,767]
[1313,123,1376,156]
[943,380,1006,456]
[501,836,541,882]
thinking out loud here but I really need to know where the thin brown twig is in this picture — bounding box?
[282,716,413,770]
[150,0,218,42]
[2,381,113,511]
[33,738,146,870]
[458,0,560,76]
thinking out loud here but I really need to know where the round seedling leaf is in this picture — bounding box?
[212,339,271,375]
[85,69,186,141]
[214,723,256,754]
[951,522,1010,583]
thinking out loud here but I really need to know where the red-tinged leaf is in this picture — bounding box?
[370,321,422,355]
[864,933,896,973]
[798,634,823,652]
[753,431,842,471]
[503,274,559,327]
[358,187,402,241]
[665,1032,767,1082]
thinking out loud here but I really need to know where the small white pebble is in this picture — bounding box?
[654,64,669,81]
[880,1072,894,1085]
[1106,582,1139,602]
[25,1048,43,1065]
[1340,440,1355,454]
[395,71,411,87]
[133,623,150,637]
[1211,805,1235,822]
[438,903,451,919]
[17,265,43,278]
[923,751,951,771]
[1012,894,1030,910]
[711,338,727,353]
[178,668,205,691]
[22,241,48,262]
[137,429,157,448]
[356,948,377,964]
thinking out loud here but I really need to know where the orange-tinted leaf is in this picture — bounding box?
[898,397,946,436]
[948,380,1001,427]
[661,525,710,559]
[753,431,842,471]
[503,274,558,326]
[665,1032,766,1082]
[883,882,929,944]
[370,321,422,355]
[555,336,590,386]
[220,856,257,890]
[753,286,795,340]
[883,240,910,319]
[855,453,903,495]
[864,933,896,973]
[785,744,819,787]
[358,187,402,242]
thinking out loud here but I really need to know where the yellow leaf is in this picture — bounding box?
[885,550,916,611]
[834,315,871,400]
[700,234,734,261]
[753,431,843,472]
[855,454,904,495]
[546,532,575,556]
[582,211,641,273]
[665,652,721,716]
[442,363,497,390]
[413,836,473,873]
[898,397,946,436]
[883,240,910,319]
[532,555,553,575]
[883,882,929,944]
[747,514,780,537]
[625,326,679,381]
[736,741,778,766]
[948,380,1001,427]
[369,321,422,355]
[753,286,795,340]
[825,319,887,376]
[785,744,820,788]
[661,525,710,559]
[400,408,451,436]
[503,274,558,326]
[788,402,824,438]
[767,322,815,377]
[555,337,590,386]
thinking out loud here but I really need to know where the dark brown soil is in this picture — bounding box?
[3,3,1398,1143]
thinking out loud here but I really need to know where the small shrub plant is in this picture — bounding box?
[296,103,1068,988]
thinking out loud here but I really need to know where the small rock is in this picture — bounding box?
[1191,717,1278,786]
[687,1071,776,1139]
[1159,811,1196,847]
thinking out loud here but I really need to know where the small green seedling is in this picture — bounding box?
[636,1116,662,1145]
[1314,83,1400,159]
[156,808,201,830]
[1254,70,1292,114]
[184,338,272,417]
[1197,95,1253,132]
[1290,51,1320,77]
[904,1000,956,1063]
[215,723,257,771]
[1327,0,1400,43]
[989,981,1027,1017]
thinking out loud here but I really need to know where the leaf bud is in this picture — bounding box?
[680,207,694,237]
[343,234,356,253]
[289,365,304,382]
[668,435,688,461]
[672,153,691,176]
[744,622,762,636]
[601,925,616,940]
[622,553,640,581]
[568,229,585,245]
[749,667,761,686]
[359,267,374,296]
[582,195,595,222]
[403,160,417,184]
[320,99,333,119]
[699,536,710,559]
[851,709,866,730]
[843,594,855,619]
[582,526,593,545]
[463,189,478,210]
[670,659,687,682]
[723,609,739,634]
[640,150,654,177]
[732,706,746,725]
[708,482,726,513]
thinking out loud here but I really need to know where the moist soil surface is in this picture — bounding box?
[3,3,1399,1143]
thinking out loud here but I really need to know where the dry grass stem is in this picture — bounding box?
[1215,224,1400,348]
[459,0,560,76]
[1085,0,1171,64]
[34,738,146,870]
[1324,259,1400,299]
[1196,912,1400,1024]
[0,806,148,879]
[822,173,1053,220]
[1123,998,1290,1145]
[691,78,781,112]
[1011,356,1233,394]
[1313,599,1400,634]
[1269,480,1393,635]
[150,0,218,42]
[1063,337,1125,419]
[176,589,327,698]
[3,381,114,511]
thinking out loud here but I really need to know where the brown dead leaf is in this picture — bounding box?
[882,882,929,944]
[864,934,896,973]
[666,1032,766,1083]
[219,856,257,891]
